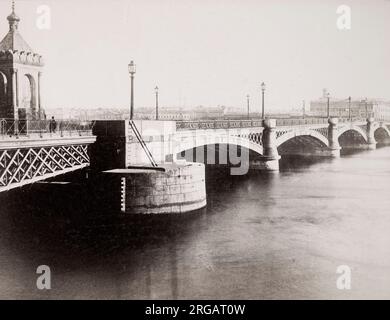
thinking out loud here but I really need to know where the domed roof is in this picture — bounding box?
[0,1,36,54]
[0,30,34,53]
[7,11,20,23]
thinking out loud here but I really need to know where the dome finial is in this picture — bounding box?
[7,0,20,31]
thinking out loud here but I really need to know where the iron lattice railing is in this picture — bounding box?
[176,117,368,130]
[176,119,264,130]
[0,119,95,138]
[276,118,329,126]
[0,144,90,192]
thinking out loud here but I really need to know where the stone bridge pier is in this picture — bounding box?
[90,120,207,215]
[327,117,342,157]
[250,119,280,171]
[366,118,378,150]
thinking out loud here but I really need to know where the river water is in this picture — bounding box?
[1,147,390,299]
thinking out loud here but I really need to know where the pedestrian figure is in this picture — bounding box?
[49,116,57,133]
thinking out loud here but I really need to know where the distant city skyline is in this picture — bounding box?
[1,0,389,112]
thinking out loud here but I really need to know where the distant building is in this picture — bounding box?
[44,107,128,121]
[135,107,193,120]
[134,105,226,121]
[310,89,390,121]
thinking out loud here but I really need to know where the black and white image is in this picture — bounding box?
[0,0,390,300]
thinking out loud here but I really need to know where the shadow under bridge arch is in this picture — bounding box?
[169,134,264,170]
[276,128,330,157]
[337,126,368,148]
[374,126,390,145]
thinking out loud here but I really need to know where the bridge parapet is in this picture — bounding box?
[275,118,329,127]
[0,118,94,139]
[176,117,359,131]
[176,119,264,131]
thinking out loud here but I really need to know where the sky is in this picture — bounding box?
[0,0,389,112]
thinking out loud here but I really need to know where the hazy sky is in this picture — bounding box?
[1,0,389,112]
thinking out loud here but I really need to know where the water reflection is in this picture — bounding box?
[1,147,390,299]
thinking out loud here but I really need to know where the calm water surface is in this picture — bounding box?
[1,147,390,299]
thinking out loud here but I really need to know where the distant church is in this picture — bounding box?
[0,1,44,121]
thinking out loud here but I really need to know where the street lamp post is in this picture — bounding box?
[261,82,266,119]
[302,100,305,119]
[155,86,159,120]
[365,98,368,119]
[246,94,250,119]
[327,92,330,118]
[128,61,136,120]
[348,96,351,121]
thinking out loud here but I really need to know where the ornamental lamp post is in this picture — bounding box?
[348,96,351,121]
[128,61,136,120]
[261,82,266,119]
[327,92,330,119]
[246,94,250,119]
[155,86,159,120]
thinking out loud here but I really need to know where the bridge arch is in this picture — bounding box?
[173,133,264,157]
[337,125,368,142]
[276,128,329,148]
[337,124,369,149]
[20,73,37,119]
[374,126,390,144]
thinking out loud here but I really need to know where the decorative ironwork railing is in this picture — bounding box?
[337,117,367,124]
[176,117,368,130]
[275,117,365,126]
[0,119,95,138]
[275,118,329,126]
[176,119,264,130]
[0,144,91,193]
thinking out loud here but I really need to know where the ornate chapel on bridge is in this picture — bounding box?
[0,2,44,121]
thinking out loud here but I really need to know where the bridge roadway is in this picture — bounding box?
[0,119,96,193]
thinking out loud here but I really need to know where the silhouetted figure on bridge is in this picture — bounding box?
[49,116,57,133]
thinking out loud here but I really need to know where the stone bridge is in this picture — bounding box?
[91,117,390,214]
[7,116,388,210]
[96,117,390,173]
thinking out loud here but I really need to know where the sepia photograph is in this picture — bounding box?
[0,0,390,306]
